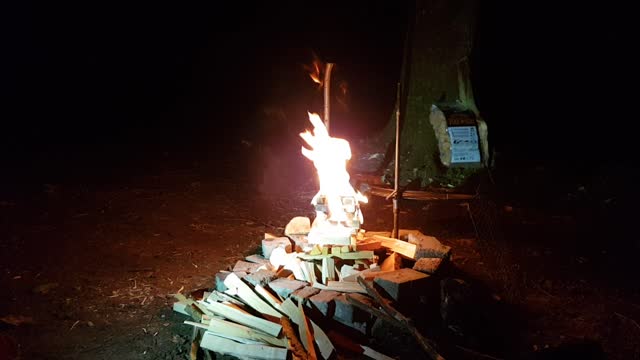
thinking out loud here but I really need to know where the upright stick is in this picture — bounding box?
[323,63,334,133]
[392,83,401,239]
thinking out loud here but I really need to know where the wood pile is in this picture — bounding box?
[173,217,452,360]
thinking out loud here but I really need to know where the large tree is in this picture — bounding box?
[354,0,489,192]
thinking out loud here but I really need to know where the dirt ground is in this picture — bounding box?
[1,141,639,360]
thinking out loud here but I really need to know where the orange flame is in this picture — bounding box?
[303,54,324,88]
[300,112,367,234]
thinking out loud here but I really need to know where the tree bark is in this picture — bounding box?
[355,0,486,191]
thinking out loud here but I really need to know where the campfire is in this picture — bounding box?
[299,112,367,246]
[172,60,454,360]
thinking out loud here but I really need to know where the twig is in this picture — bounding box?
[69,320,80,331]
[614,312,640,331]
[455,345,503,360]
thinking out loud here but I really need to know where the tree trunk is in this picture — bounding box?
[354,0,487,191]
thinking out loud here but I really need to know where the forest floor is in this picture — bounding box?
[1,140,639,360]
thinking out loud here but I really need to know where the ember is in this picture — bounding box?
[299,112,368,246]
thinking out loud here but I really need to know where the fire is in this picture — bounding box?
[300,112,367,244]
[303,55,324,87]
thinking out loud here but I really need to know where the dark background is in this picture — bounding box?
[1,1,635,192]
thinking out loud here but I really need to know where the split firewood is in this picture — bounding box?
[200,332,288,360]
[380,252,402,271]
[254,284,284,312]
[299,301,319,360]
[203,301,282,337]
[356,277,445,360]
[184,318,287,347]
[354,239,382,251]
[207,290,246,308]
[321,257,335,285]
[373,235,417,260]
[190,326,203,360]
[280,298,335,360]
[313,281,366,294]
[297,250,374,261]
[281,316,310,360]
[223,272,282,318]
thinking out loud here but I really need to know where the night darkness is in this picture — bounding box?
[1,1,639,359]
[2,2,634,182]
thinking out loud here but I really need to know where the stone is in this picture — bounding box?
[407,233,451,259]
[413,258,443,274]
[285,216,311,236]
[291,286,320,303]
[308,290,340,317]
[373,268,429,302]
[244,269,278,287]
[262,237,292,259]
[268,278,307,299]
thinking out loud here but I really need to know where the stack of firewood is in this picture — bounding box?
[173,217,452,360]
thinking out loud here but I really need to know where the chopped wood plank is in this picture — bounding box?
[297,251,374,261]
[313,281,366,294]
[340,245,351,253]
[372,235,417,259]
[309,244,322,256]
[207,318,287,347]
[280,299,312,353]
[280,316,310,359]
[299,301,318,360]
[173,301,190,316]
[254,284,284,312]
[361,345,395,360]
[203,301,282,337]
[321,257,335,285]
[232,260,262,274]
[223,272,282,318]
[343,268,392,282]
[300,261,316,284]
[268,278,308,299]
[185,321,273,345]
[245,254,271,265]
[207,290,245,308]
[281,298,335,360]
[173,293,214,317]
[355,239,382,251]
[200,332,288,360]
[331,246,341,255]
[380,252,402,271]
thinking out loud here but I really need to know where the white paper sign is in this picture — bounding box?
[447,126,481,163]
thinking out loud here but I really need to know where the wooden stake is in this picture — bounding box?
[323,63,334,132]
